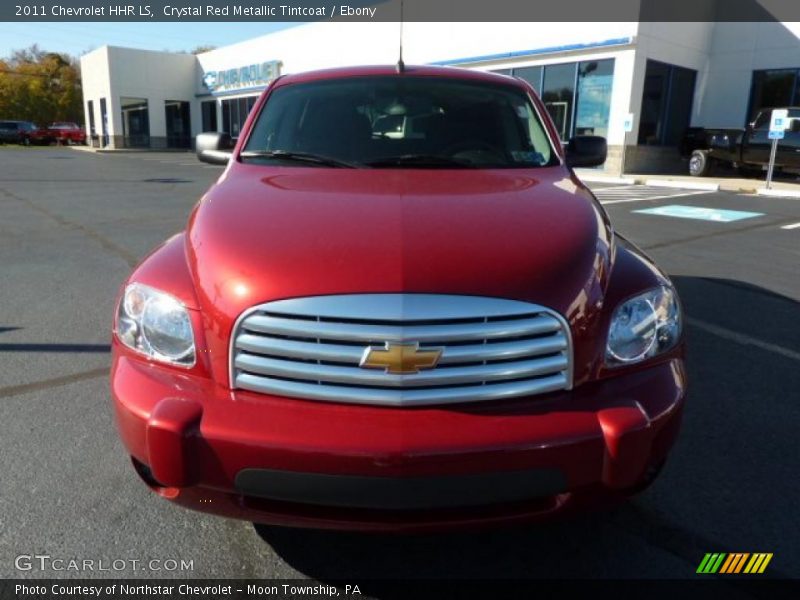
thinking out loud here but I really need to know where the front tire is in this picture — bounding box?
[689,150,711,177]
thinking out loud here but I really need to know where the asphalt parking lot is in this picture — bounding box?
[1,147,799,583]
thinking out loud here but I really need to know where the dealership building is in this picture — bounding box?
[80,20,800,172]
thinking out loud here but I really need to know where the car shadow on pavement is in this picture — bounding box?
[0,325,110,353]
[142,178,195,184]
[253,276,800,581]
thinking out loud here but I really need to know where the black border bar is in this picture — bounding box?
[2,579,800,600]
[4,0,800,22]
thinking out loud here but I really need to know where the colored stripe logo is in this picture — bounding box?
[697,553,773,574]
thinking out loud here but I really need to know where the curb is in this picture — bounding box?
[67,146,98,153]
[575,174,636,185]
[721,184,759,194]
[756,187,800,198]
[644,178,720,191]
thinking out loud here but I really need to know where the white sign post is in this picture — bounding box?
[766,109,789,190]
[620,113,634,177]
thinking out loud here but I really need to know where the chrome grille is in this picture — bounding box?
[230,294,572,407]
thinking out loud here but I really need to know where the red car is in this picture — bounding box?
[111,66,686,532]
[48,122,86,145]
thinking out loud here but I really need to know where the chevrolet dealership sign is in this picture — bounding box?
[202,60,282,93]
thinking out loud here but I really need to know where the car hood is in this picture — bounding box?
[187,164,613,324]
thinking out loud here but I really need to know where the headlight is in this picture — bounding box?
[116,283,195,367]
[606,286,681,365]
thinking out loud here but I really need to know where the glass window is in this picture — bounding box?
[639,61,670,145]
[120,97,149,148]
[220,96,258,137]
[238,97,249,132]
[513,66,543,94]
[230,100,240,136]
[99,98,108,147]
[638,60,696,146]
[165,100,191,149]
[244,76,556,169]
[575,60,614,138]
[221,101,230,135]
[201,100,217,132]
[752,110,770,129]
[664,67,696,145]
[542,63,577,141]
[748,69,797,122]
[87,101,95,136]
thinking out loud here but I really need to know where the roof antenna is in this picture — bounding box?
[396,0,405,73]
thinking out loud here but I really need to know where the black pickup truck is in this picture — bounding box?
[681,107,800,177]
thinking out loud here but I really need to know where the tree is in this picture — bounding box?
[0,45,83,126]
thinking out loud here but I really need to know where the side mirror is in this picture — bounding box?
[565,135,607,168]
[196,132,234,165]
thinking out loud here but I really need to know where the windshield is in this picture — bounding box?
[242,76,556,168]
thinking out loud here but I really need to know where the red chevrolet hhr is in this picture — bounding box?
[111,65,685,532]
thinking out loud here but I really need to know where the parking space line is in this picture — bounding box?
[687,317,800,362]
[576,174,636,185]
[589,185,636,192]
[780,221,800,229]
[601,191,710,205]
[590,184,718,206]
[645,178,720,192]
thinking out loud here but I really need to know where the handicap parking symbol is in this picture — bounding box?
[634,205,764,222]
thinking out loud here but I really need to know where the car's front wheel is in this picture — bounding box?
[689,150,711,176]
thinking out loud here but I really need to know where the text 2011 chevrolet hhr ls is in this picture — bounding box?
[111,66,685,532]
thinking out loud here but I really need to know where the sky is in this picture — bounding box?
[0,22,301,59]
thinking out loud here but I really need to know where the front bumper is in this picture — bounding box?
[111,355,686,532]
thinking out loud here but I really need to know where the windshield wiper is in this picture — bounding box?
[239,150,362,168]
[363,154,479,168]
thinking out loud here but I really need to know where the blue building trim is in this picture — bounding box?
[429,37,633,67]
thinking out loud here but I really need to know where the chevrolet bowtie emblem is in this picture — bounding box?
[359,342,444,375]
